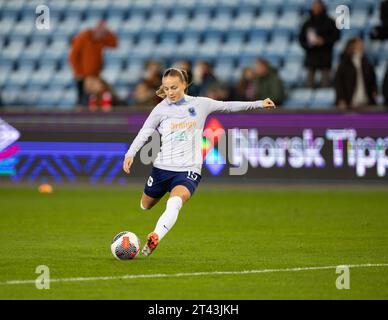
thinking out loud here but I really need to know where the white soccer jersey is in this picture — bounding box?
[125,95,263,174]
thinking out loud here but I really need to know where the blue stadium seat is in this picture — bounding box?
[153,34,180,59]
[239,41,265,63]
[37,89,64,109]
[1,0,25,16]
[247,29,269,44]
[9,13,35,39]
[214,59,235,83]
[6,67,31,88]
[50,67,73,88]
[282,88,313,109]
[230,11,255,32]
[58,89,77,110]
[117,16,145,37]
[1,86,23,106]
[66,0,90,15]
[0,16,16,38]
[187,12,211,33]
[207,12,232,32]
[87,0,110,14]
[142,12,167,35]
[164,13,189,31]
[28,63,56,87]
[101,60,122,86]
[130,38,155,60]
[260,1,281,15]
[0,65,12,88]
[197,37,223,60]
[287,41,305,63]
[310,88,336,109]
[0,39,26,61]
[274,12,301,37]
[19,41,46,63]
[283,0,305,12]
[252,12,276,33]
[219,39,244,59]
[41,38,68,62]
[56,13,82,37]
[175,34,200,60]
[22,87,41,106]
[104,38,133,63]
[280,60,303,88]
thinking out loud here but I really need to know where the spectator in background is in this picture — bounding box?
[205,82,230,101]
[383,66,388,108]
[370,0,388,40]
[191,61,218,96]
[143,60,162,91]
[233,67,255,101]
[334,38,377,110]
[252,58,286,105]
[369,0,388,108]
[84,76,123,112]
[299,0,340,88]
[69,21,118,110]
[129,60,163,109]
[130,80,160,108]
[172,60,193,86]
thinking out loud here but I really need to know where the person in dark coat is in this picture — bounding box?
[252,58,286,105]
[299,0,340,88]
[383,65,388,108]
[334,38,378,110]
[370,0,388,40]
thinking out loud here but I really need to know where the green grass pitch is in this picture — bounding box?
[0,184,388,299]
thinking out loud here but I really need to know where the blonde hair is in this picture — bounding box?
[156,68,190,99]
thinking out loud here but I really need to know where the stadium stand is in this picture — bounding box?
[0,0,384,110]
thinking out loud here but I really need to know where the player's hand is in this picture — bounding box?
[123,156,134,174]
[263,98,276,109]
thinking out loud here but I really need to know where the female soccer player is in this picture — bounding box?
[123,68,275,256]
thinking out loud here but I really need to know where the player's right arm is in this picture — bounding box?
[123,107,161,174]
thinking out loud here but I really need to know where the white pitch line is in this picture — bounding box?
[1,263,388,286]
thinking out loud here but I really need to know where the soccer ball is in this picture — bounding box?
[111,231,141,260]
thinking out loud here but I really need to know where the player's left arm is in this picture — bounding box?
[205,97,276,114]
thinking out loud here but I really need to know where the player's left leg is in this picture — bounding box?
[142,186,192,256]
[154,185,191,238]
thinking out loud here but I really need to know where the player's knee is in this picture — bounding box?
[140,199,151,210]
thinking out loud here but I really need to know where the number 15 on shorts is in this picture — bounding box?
[187,171,198,181]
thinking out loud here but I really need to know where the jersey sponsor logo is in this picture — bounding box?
[170,121,197,130]
[174,131,189,141]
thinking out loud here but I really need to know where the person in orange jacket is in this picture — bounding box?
[69,20,118,110]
